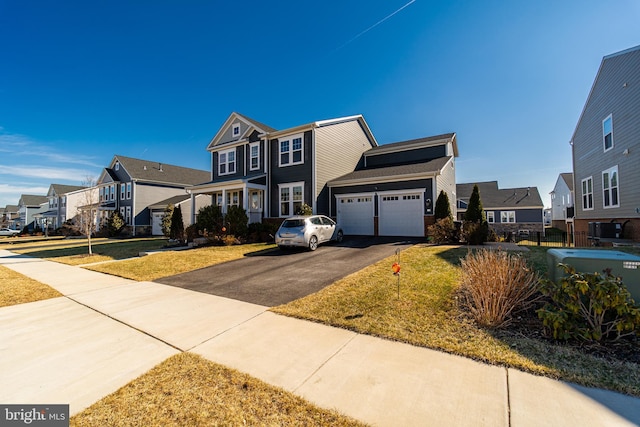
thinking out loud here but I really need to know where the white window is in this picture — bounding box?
[602,166,619,208]
[115,161,120,171]
[603,115,613,152]
[61,196,66,207]
[120,207,125,219]
[250,191,261,210]
[232,123,241,138]
[250,142,260,171]
[126,182,132,199]
[500,211,516,223]
[486,211,495,223]
[226,190,240,207]
[120,183,126,200]
[219,149,236,175]
[99,187,105,202]
[279,182,304,216]
[110,184,115,201]
[279,134,304,166]
[581,177,593,210]
[125,206,131,224]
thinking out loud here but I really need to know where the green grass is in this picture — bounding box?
[85,243,277,281]
[71,353,365,427]
[272,244,640,397]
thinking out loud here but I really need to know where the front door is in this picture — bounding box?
[249,190,263,223]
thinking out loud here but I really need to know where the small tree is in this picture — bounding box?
[434,190,452,220]
[77,177,99,255]
[170,205,184,241]
[161,204,174,237]
[464,184,484,222]
[295,203,313,216]
[106,211,126,237]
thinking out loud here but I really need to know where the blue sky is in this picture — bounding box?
[1,0,639,209]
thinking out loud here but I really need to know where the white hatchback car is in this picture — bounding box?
[275,215,344,251]
[0,228,20,237]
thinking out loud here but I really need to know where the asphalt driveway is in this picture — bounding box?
[155,237,421,306]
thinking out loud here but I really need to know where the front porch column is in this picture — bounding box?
[221,189,227,214]
[242,185,249,212]
[189,192,196,226]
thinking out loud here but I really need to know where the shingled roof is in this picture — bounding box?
[457,181,543,209]
[109,155,210,186]
[329,157,451,186]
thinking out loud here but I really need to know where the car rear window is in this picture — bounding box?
[282,219,305,228]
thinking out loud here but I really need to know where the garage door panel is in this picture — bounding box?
[379,193,424,237]
[337,196,374,235]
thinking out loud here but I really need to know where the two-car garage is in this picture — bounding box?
[336,190,425,237]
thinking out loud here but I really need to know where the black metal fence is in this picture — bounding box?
[509,231,591,247]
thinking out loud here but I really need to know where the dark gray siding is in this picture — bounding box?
[269,131,313,216]
[212,146,243,181]
[364,145,446,169]
[573,47,640,220]
[487,209,543,223]
[243,140,266,178]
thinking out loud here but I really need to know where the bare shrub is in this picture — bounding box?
[459,249,540,328]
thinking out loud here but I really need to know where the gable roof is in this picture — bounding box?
[366,133,457,157]
[560,173,574,191]
[329,156,452,187]
[18,194,48,207]
[148,195,192,210]
[48,184,87,197]
[457,181,543,209]
[570,44,640,143]
[2,205,18,213]
[103,155,210,187]
[268,115,378,147]
[207,112,277,150]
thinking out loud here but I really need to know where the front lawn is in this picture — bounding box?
[0,265,62,307]
[85,243,277,281]
[71,353,364,427]
[272,244,640,397]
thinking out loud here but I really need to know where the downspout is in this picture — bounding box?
[132,181,136,236]
[312,127,317,214]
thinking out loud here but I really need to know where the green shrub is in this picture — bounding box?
[196,205,223,235]
[461,221,489,245]
[427,217,458,244]
[161,204,174,237]
[464,184,485,222]
[247,222,278,243]
[434,190,452,220]
[459,249,540,328]
[170,205,184,241]
[295,203,313,216]
[225,205,248,237]
[537,264,640,342]
[106,211,126,237]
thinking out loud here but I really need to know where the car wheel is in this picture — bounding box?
[336,230,344,243]
[308,235,318,251]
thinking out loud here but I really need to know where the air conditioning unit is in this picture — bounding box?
[588,222,622,239]
[547,249,640,304]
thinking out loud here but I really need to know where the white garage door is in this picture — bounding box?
[379,193,424,237]
[336,196,374,235]
[152,212,164,236]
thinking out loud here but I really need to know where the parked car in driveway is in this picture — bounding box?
[0,228,20,237]
[275,215,344,251]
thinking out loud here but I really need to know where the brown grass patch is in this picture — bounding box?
[71,353,365,427]
[0,265,62,307]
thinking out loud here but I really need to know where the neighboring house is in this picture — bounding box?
[456,181,544,236]
[571,45,640,242]
[549,173,574,232]
[97,155,210,236]
[148,195,210,236]
[16,195,48,231]
[188,112,458,237]
[1,205,19,229]
[328,133,458,237]
[37,184,87,230]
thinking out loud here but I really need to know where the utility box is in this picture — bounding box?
[547,249,640,304]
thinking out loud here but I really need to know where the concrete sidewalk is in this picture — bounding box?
[1,249,639,426]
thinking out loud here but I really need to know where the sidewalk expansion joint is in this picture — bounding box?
[64,295,183,352]
[506,367,512,427]
[292,332,358,393]
[184,309,270,352]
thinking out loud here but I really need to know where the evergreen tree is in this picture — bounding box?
[170,205,184,241]
[161,204,174,237]
[434,190,452,220]
[107,211,126,237]
[464,184,485,222]
[196,205,223,234]
[225,205,248,237]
